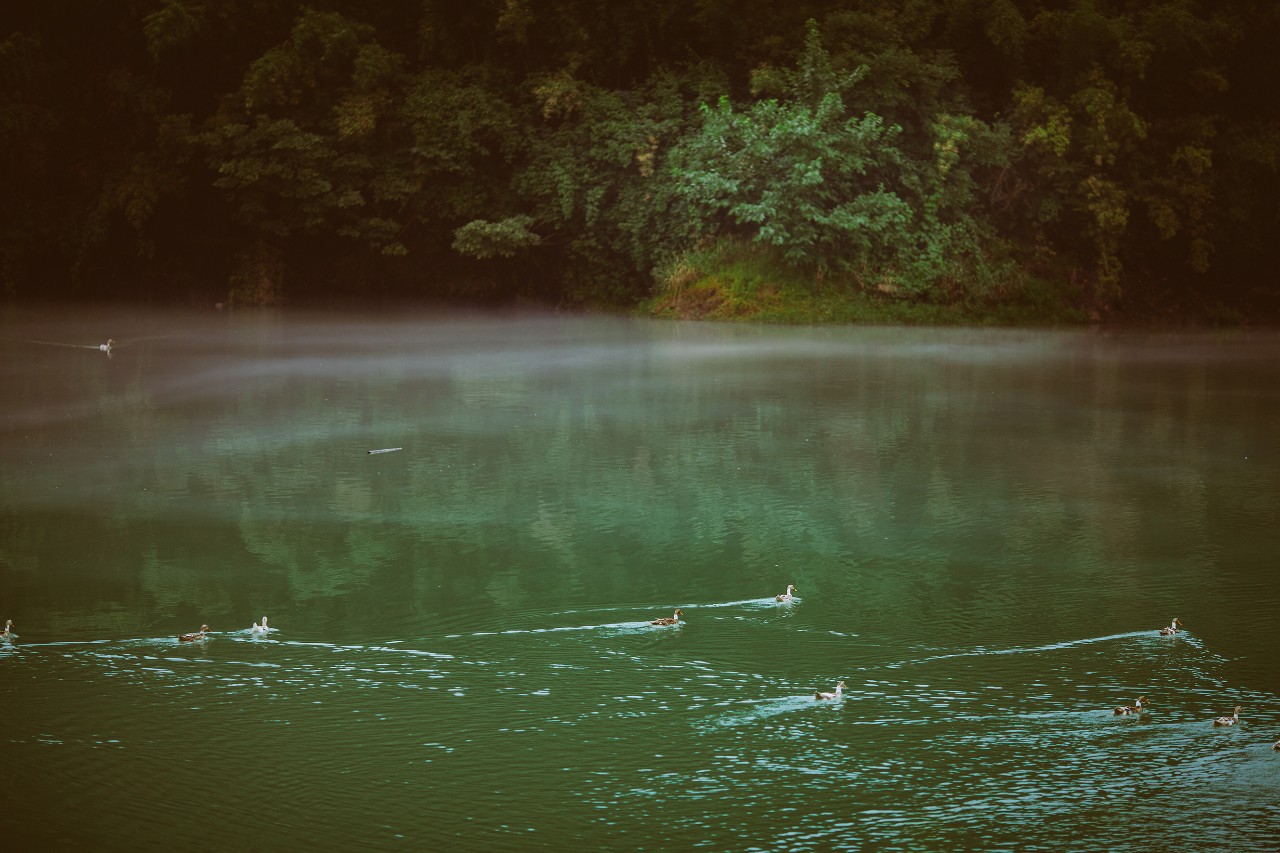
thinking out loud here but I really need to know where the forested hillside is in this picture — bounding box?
[3,1,1277,319]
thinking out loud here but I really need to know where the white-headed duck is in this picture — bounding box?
[251,616,270,635]
[650,609,683,627]
[815,680,846,701]
[776,584,798,602]
[1158,617,1183,636]
[1113,696,1147,716]
[179,624,210,642]
[1213,706,1243,727]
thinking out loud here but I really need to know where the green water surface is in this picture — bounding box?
[2,309,1278,850]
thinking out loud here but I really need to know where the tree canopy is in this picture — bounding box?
[2,0,1277,317]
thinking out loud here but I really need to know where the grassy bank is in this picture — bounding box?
[644,240,1091,326]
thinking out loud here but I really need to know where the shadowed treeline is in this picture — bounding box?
[2,1,1278,319]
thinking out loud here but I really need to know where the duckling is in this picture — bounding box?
[1158,617,1183,636]
[775,584,798,602]
[1,619,15,640]
[179,624,210,642]
[650,609,683,627]
[815,680,846,701]
[251,616,270,635]
[1212,706,1243,727]
[1113,696,1148,716]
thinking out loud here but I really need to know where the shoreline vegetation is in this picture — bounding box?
[642,238,1261,326]
[646,237,1091,326]
[3,3,1278,325]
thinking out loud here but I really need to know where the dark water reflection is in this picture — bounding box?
[2,308,1278,849]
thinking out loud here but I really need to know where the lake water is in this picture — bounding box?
[2,307,1278,850]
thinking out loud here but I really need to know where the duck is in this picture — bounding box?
[815,680,846,701]
[775,584,798,602]
[1113,696,1148,716]
[1,619,15,641]
[179,624,210,642]
[1212,706,1243,727]
[1158,617,1183,636]
[99,339,114,353]
[251,616,270,635]
[650,608,683,627]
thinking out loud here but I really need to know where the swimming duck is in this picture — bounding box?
[775,584,798,602]
[251,616,270,635]
[179,624,210,642]
[1212,706,1243,727]
[99,339,114,353]
[1158,617,1183,636]
[815,680,846,701]
[650,609,683,627]
[1113,696,1147,716]
[1,619,15,640]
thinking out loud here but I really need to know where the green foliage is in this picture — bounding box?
[1014,85,1072,158]
[504,69,706,303]
[199,9,411,259]
[401,67,522,228]
[202,113,405,256]
[669,92,913,269]
[143,0,207,61]
[648,237,1083,325]
[665,22,1011,304]
[452,216,541,259]
[2,0,1279,317]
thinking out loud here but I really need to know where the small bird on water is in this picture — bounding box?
[650,609,683,626]
[99,339,114,353]
[1158,617,1183,636]
[251,616,270,635]
[775,584,798,602]
[179,624,210,642]
[1212,706,1243,727]
[815,680,846,701]
[1113,696,1147,716]
[1,619,15,641]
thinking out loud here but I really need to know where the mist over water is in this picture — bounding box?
[2,308,1278,849]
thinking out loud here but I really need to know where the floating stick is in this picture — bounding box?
[367,447,403,455]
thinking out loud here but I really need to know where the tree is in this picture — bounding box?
[198,9,411,303]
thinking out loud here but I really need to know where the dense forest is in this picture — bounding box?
[2,1,1278,320]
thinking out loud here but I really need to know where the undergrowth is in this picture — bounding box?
[647,240,1087,325]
